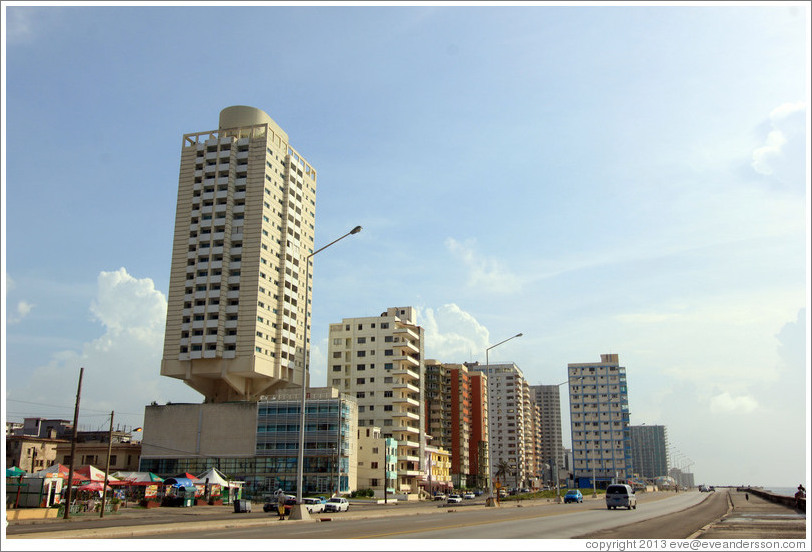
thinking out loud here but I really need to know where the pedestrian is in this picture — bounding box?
[745,492,749,501]
[276,489,286,520]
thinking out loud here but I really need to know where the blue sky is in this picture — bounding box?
[2,4,809,488]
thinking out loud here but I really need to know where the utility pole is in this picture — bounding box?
[100,411,114,518]
[64,367,84,519]
[383,441,388,504]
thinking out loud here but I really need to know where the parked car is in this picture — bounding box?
[463,492,475,500]
[605,484,637,510]
[262,494,295,514]
[563,489,583,503]
[498,489,508,498]
[301,497,325,513]
[324,497,349,512]
[447,494,463,504]
[474,489,484,496]
[433,493,447,501]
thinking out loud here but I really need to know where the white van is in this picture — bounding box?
[605,484,637,510]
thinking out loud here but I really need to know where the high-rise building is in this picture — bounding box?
[567,354,632,489]
[468,362,529,489]
[161,106,317,402]
[327,306,426,495]
[530,384,566,485]
[630,425,670,479]
[469,371,490,490]
[424,361,483,488]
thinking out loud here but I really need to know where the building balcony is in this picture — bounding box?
[392,381,419,394]
[391,366,419,379]
[393,326,420,341]
[398,341,420,354]
[393,396,420,407]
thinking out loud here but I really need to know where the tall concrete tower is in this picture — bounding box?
[568,353,633,488]
[161,106,317,402]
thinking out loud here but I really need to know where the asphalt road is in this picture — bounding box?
[133,490,712,539]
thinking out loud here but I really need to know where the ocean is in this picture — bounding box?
[766,486,802,497]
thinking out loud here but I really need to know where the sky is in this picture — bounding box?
[2,2,810,489]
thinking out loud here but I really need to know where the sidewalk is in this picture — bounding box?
[692,489,806,539]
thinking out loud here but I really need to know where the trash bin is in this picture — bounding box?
[234,499,250,513]
[183,496,194,507]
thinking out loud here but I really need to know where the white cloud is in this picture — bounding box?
[7,300,35,325]
[709,392,759,414]
[417,303,490,362]
[444,237,521,294]
[6,268,200,429]
[751,101,806,186]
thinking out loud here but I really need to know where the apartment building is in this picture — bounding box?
[161,105,318,402]
[568,354,633,489]
[468,362,528,489]
[424,361,483,489]
[356,427,397,497]
[530,384,566,485]
[630,424,670,479]
[469,371,490,489]
[327,307,426,494]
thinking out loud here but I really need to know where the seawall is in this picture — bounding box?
[744,487,805,511]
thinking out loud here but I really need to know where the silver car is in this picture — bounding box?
[605,484,637,510]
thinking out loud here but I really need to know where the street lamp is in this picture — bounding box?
[292,225,362,519]
[484,332,523,507]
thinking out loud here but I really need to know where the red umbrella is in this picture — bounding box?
[77,481,111,492]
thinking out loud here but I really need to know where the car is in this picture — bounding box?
[262,494,297,514]
[497,489,508,498]
[605,484,637,510]
[301,497,325,513]
[563,489,583,503]
[447,494,463,503]
[462,492,475,500]
[433,493,447,501]
[323,497,349,512]
[473,489,484,496]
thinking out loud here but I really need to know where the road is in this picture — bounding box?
[137,490,719,539]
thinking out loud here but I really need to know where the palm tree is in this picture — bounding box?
[495,460,511,490]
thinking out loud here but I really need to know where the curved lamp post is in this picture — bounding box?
[291,225,361,519]
[484,332,523,507]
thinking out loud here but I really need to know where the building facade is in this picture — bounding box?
[139,387,357,498]
[161,105,318,402]
[568,354,633,489]
[55,431,142,473]
[468,362,528,489]
[630,425,670,479]
[356,427,397,497]
[327,306,426,494]
[6,435,66,473]
[469,371,490,490]
[530,384,566,486]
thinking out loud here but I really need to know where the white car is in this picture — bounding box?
[463,492,475,499]
[301,497,325,513]
[447,494,462,503]
[324,497,349,512]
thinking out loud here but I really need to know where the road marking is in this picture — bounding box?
[351,509,568,539]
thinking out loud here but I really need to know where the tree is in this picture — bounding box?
[495,460,511,489]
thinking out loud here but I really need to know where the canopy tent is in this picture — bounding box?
[163,477,198,488]
[112,471,164,485]
[6,466,27,477]
[196,467,231,486]
[77,481,112,492]
[73,465,120,483]
[33,464,70,479]
[173,472,203,484]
